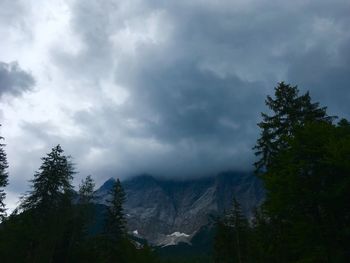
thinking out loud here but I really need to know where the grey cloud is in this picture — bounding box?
[46,0,350,178]
[0,0,32,40]
[286,36,350,118]
[119,61,264,144]
[0,0,25,24]
[0,61,35,98]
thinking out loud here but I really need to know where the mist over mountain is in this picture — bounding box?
[94,171,264,245]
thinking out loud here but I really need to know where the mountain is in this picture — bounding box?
[94,171,264,246]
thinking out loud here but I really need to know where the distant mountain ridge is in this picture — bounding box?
[94,171,264,245]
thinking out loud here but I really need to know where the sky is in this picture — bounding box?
[0,0,350,210]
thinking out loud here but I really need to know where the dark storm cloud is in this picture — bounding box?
[48,0,350,177]
[287,37,350,117]
[0,61,35,98]
[120,62,264,143]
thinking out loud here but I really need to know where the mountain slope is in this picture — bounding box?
[94,171,264,245]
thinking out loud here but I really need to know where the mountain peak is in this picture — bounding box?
[98,177,116,192]
[106,177,116,182]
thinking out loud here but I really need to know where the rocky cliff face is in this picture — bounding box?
[94,171,264,245]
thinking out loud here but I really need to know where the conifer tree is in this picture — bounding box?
[105,178,127,240]
[227,198,249,263]
[252,84,349,262]
[261,120,350,262]
[0,127,9,222]
[20,144,75,212]
[214,198,250,263]
[254,82,333,174]
[213,218,233,263]
[250,207,278,263]
[76,175,95,237]
[79,175,95,204]
[3,145,77,262]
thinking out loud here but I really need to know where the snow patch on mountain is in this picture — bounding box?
[169,232,189,238]
[157,231,192,247]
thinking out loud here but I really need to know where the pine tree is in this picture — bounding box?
[79,175,95,204]
[20,144,75,212]
[77,175,95,238]
[105,178,127,240]
[250,207,279,263]
[213,218,232,263]
[5,145,77,262]
[261,120,350,262]
[214,198,250,263]
[0,127,9,222]
[254,82,333,174]
[253,82,350,262]
[227,198,249,263]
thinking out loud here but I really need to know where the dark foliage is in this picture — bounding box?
[213,199,251,263]
[253,82,333,174]
[214,83,349,263]
[0,145,159,263]
[0,126,9,222]
[104,178,127,241]
[20,144,75,212]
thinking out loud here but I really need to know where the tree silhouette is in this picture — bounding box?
[79,175,95,204]
[0,125,9,222]
[254,82,333,174]
[20,144,75,212]
[252,83,349,262]
[214,198,250,263]
[105,178,127,240]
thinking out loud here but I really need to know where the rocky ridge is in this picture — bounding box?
[94,171,264,245]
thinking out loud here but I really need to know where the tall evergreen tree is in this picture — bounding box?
[0,145,77,263]
[105,178,127,240]
[76,175,96,238]
[253,82,333,174]
[227,198,249,263]
[20,144,75,212]
[79,175,95,204]
[213,218,233,263]
[251,83,349,262]
[0,127,9,222]
[261,121,350,262]
[214,198,250,263]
